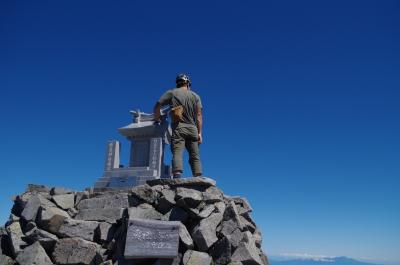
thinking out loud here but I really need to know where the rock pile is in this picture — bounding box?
[0,178,268,265]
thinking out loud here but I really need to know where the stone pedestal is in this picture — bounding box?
[94,109,172,191]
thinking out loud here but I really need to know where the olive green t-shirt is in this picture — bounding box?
[158,88,202,127]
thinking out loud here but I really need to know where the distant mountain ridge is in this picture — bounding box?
[269,256,383,265]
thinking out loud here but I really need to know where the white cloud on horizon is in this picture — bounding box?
[277,253,336,262]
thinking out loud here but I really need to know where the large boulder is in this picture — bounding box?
[75,208,124,223]
[183,250,212,265]
[5,221,26,257]
[25,225,59,251]
[52,237,102,265]
[57,218,99,241]
[191,212,223,251]
[15,241,53,265]
[38,205,70,234]
[52,194,75,210]
[21,194,54,222]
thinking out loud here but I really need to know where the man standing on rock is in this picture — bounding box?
[154,73,203,178]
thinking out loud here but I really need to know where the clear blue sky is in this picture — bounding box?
[1,0,399,264]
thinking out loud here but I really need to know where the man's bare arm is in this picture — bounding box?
[153,102,161,122]
[197,107,203,144]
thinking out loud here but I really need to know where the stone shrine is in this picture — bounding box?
[94,109,172,190]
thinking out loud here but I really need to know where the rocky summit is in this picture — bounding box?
[0,178,268,265]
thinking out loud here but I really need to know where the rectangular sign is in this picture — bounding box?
[124,218,180,259]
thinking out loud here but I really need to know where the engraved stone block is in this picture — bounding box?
[124,218,180,259]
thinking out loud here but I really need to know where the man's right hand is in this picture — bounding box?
[198,133,203,144]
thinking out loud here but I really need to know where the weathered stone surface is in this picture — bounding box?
[27,184,50,193]
[231,232,263,265]
[224,201,243,230]
[240,215,256,233]
[179,223,193,250]
[176,188,203,208]
[215,201,226,213]
[6,221,26,256]
[77,194,129,210]
[183,250,212,265]
[97,222,114,242]
[75,191,89,207]
[52,238,101,265]
[202,186,223,203]
[192,212,223,251]
[226,227,243,249]
[57,218,99,241]
[38,206,70,234]
[131,184,159,204]
[0,254,14,265]
[210,237,232,265]
[75,208,124,223]
[15,241,53,265]
[21,194,54,222]
[52,194,75,210]
[125,218,180,258]
[231,197,253,215]
[228,262,243,265]
[253,229,262,248]
[25,227,59,251]
[156,189,176,214]
[198,204,215,219]
[50,187,74,195]
[147,177,216,188]
[128,204,163,220]
[167,207,189,223]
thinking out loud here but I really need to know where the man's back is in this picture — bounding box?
[159,88,202,127]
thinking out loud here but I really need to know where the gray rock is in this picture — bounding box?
[27,184,50,193]
[77,194,129,210]
[50,187,74,195]
[182,250,212,265]
[25,227,59,251]
[154,254,182,265]
[215,201,226,213]
[192,212,223,251]
[231,197,252,215]
[38,205,70,234]
[210,237,232,265]
[228,262,243,265]
[15,241,53,265]
[75,208,124,223]
[231,238,263,265]
[202,186,223,203]
[221,219,241,237]
[131,184,159,204]
[147,177,216,188]
[240,216,256,233]
[168,207,189,223]
[100,261,113,265]
[151,184,165,193]
[224,201,243,230]
[21,194,54,222]
[52,237,102,265]
[179,224,194,249]
[124,218,180,259]
[156,189,176,214]
[6,221,27,256]
[67,208,78,218]
[198,204,215,219]
[0,254,14,265]
[57,218,99,241]
[226,227,243,249]
[175,188,203,208]
[128,204,163,220]
[75,191,89,207]
[97,222,114,242]
[52,194,75,210]
[253,229,262,248]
